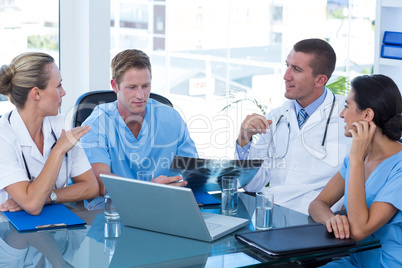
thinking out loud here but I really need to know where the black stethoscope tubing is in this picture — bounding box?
[320,93,336,147]
[271,92,336,157]
[8,111,68,182]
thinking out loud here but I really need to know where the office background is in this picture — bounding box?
[0,0,388,160]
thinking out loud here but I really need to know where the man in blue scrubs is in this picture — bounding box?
[81,49,198,199]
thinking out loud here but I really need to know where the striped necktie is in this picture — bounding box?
[297,109,307,129]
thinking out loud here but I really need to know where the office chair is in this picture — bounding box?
[72,90,173,127]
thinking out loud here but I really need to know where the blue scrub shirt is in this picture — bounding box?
[81,98,198,179]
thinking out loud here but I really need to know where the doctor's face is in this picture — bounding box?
[340,89,365,137]
[112,67,151,120]
[39,62,66,116]
[283,50,321,108]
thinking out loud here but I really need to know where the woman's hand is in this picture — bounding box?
[54,125,91,155]
[326,214,350,239]
[0,198,23,212]
[348,121,376,161]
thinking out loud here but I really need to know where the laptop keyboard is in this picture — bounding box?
[201,212,223,231]
[206,222,221,231]
[201,212,215,219]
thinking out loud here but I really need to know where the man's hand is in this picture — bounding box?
[153,175,187,187]
[238,113,272,147]
[0,198,23,212]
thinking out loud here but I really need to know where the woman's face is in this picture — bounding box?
[339,89,365,137]
[39,62,66,116]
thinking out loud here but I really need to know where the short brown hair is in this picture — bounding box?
[111,49,152,85]
[293,38,336,82]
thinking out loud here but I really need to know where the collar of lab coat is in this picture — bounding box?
[284,88,336,132]
[9,109,55,162]
[294,88,328,119]
[300,89,336,130]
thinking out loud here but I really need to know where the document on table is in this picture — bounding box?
[169,156,263,192]
[2,204,86,231]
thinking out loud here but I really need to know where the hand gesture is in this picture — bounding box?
[326,214,350,239]
[348,121,376,161]
[238,113,272,147]
[54,125,91,155]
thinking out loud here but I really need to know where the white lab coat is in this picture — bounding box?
[236,90,351,214]
[0,109,91,204]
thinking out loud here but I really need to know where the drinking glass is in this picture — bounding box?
[104,193,120,220]
[137,171,154,182]
[221,176,238,215]
[255,191,274,230]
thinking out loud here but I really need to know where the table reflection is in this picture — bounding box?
[0,192,372,268]
[83,192,314,267]
[0,220,87,267]
[237,192,315,229]
[104,218,121,259]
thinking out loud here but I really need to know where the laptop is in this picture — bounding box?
[235,223,356,258]
[101,174,249,242]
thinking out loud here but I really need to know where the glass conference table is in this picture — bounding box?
[0,192,380,267]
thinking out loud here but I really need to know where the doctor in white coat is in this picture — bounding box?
[236,39,351,215]
[0,52,98,215]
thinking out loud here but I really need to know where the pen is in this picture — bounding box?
[36,223,67,229]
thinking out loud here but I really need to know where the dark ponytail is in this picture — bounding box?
[351,74,402,141]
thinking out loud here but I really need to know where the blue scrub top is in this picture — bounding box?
[325,151,402,267]
[80,98,198,179]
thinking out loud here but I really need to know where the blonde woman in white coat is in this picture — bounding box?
[0,52,98,215]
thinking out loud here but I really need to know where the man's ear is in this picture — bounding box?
[30,87,41,100]
[364,108,375,122]
[111,79,119,93]
[315,74,328,88]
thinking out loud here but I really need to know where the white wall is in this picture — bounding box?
[59,0,111,120]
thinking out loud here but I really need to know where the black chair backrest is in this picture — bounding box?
[72,90,173,127]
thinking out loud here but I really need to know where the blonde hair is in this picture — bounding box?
[0,52,54,109]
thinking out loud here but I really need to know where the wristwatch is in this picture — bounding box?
[50,191,57,204]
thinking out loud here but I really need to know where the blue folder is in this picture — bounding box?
[381,44,402,60]
[2,203,86,231]
[383,31,402,46]
[193,192,220,206]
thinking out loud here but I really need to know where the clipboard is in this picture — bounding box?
[2,203,86,231]
[235,223,356,258]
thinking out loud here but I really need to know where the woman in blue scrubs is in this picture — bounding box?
[309,74,402,267]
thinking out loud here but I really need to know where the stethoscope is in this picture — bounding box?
[8,111,68,187]
[267,93,336,159]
